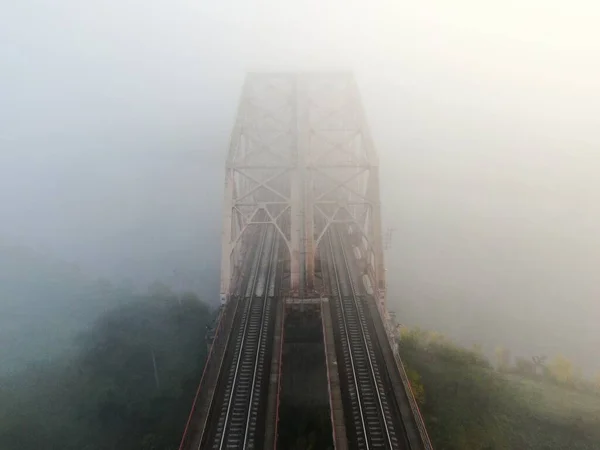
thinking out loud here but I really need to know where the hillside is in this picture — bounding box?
[0,290,213,450]
[0,243,135,374]
[399,329,600,450]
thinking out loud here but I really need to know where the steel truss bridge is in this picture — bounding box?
[179,73,433,450]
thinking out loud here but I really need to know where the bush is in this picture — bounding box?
[397,327,600,450]
[398,326,491,369]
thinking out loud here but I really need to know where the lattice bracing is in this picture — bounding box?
[220,72,385,306]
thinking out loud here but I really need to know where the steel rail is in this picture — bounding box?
[335,226,397,449]
[326,228,370,448]
[213,225,277,450]
[204,225,267,450]
[329,225,401,449]
[242,230,278,448]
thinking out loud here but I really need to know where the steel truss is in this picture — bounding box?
[220,72,385,305]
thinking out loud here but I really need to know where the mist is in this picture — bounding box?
[1,0,599,378]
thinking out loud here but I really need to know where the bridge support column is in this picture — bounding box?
[220,168,235,303]
[321,298,349,450]
[290,75,315,294]
[263,298,285,450]
[299,76,315,292]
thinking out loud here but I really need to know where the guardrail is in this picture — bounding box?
[375,291,434,450]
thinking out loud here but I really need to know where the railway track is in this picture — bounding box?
[205,225,279,450]
[326,225,407,450]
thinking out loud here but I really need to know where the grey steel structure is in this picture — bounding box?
[181,72,433,450]
[220,72,385,305]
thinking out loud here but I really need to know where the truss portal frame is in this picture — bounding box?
[220,72,386,305]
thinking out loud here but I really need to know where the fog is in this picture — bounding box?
[1,1,599,373]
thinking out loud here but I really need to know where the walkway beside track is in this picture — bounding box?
[205,226,278,450]
[178,295,241,450]
[321,297,349,450]
[364,296,430,450]
[263,297,285,450]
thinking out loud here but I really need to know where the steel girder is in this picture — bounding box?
[220,72,386,305]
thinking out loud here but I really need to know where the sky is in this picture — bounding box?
[1,0,599,369]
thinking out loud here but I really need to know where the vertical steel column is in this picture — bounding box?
[219,168,235,303]
[354,74,387,307]
[297,75,315,291]
[368,169,386,304]
[289,76,301,293]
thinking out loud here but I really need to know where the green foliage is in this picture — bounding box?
[399,326,491,369]
[398,327,600,450]
[547,354,575,385]
[495,346,511,372]
[405,367,425,406]
[514,356,536,376]
[0,287,214,450]
[0,245,106,373]
[509,352,596,394]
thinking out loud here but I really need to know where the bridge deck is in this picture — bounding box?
[181,225,431,450]
[182,72,434,450]
[262,298,285,450]
[320,224,432,450]
[321,297,349,450]
[179,295,241,450]
[365,296,430,449]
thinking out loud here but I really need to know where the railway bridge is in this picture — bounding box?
[179,72,433,450]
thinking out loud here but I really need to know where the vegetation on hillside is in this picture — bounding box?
[2,241,597,449]
[0,244,144,374]
[398,327,600,450]
[0,289,213,450]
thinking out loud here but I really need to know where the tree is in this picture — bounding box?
[531,355,547,377]
[495,346,511,372]
[425,330,446,346]
[572,366,584,387]
[398,326,427,349]
[0,288,213,450]
[548,354,574,385]
[406,367,425,406]
[515,357,535,376]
